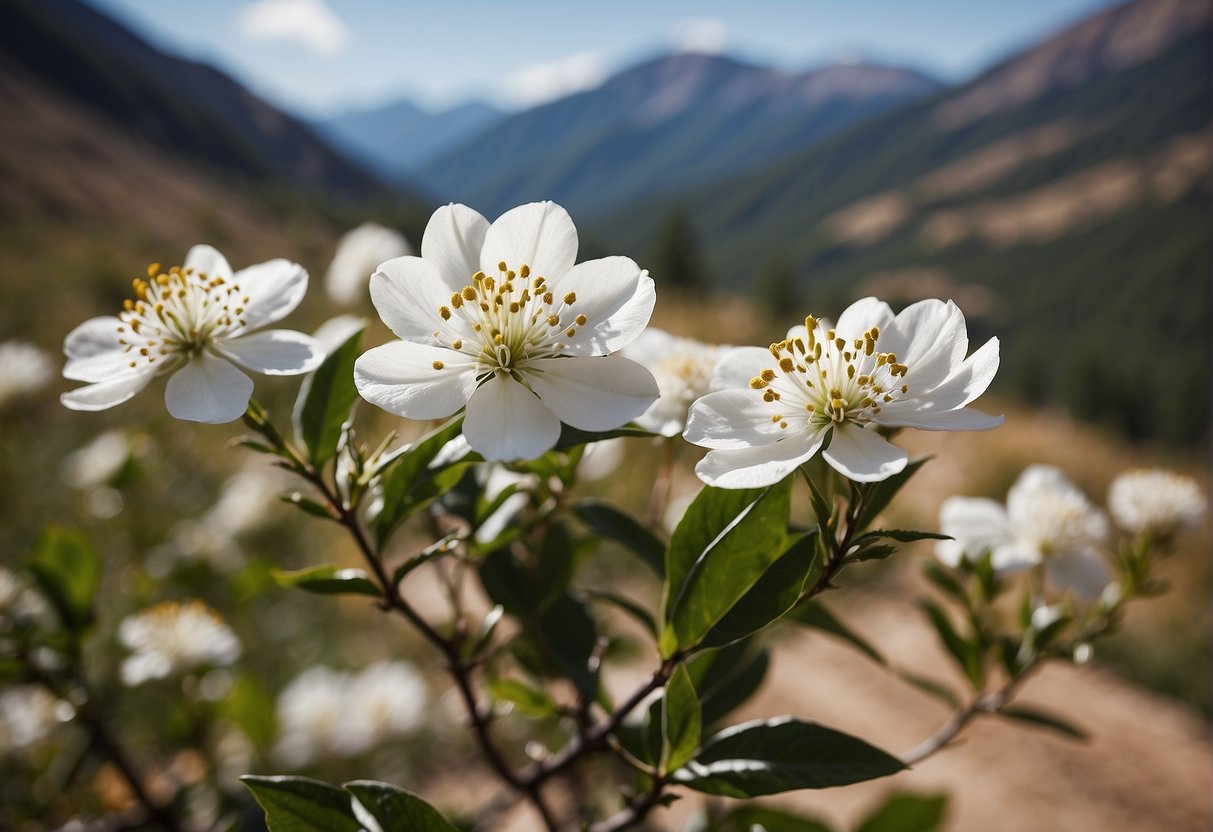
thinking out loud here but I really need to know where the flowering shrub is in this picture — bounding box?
[1,201,1204,831]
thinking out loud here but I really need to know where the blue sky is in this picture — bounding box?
[86,0,1118,116]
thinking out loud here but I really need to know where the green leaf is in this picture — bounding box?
[718,806,835,832]
[853,530,950,545]
[795,602,886,665]
[922,562,970,608]
[225,674,276,747]
[673,718,906,796]
[271,565,380,597]
[852,457,931,531]
[555,423,654,449]
[896,670,960,709]
[296,326,364,468]
[699,532,820,650]
[662,476,793,654]
[846,543,898,563]
[661,663,701,773]
[854,792,950,832]
[537,593,599,702]
[999,705,1088,740]
[918,600,983,689]
[488,678,559,718]
[280,492,337,520]
[343,781,458,832]
[26,526,100,633]
[694,642,770,727]
[579,589,657,636]
[241,775,360,832]
[574,500,665,577]
[374,419,467,546]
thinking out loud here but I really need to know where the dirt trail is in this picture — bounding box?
[648,593,1212,831]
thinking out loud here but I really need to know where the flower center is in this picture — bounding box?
[431,261,588,376]
[749,315,910,431]
[654,349,714,406]
[116,264,248,371]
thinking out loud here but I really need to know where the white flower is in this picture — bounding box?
[685,297,1002,487]
[61,431,131,489]
[274,662,426,765]
[0,567,49,625]
[311,314,368,356]
[274,666,347,766]
[0,341,53,409]
[622,328,726,437]
[346,660,427,745]
[579,436,625,481]
[118,600,241,686]
[0,686,70,754]
[937,465,1112,598]
[354,202,659,462]
[326,223,412,305]
[1108,468,1205,537]
[61,246,323,423]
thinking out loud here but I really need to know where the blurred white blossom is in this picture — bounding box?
[0,686,71,753]
[1108,468,1205,537]
[0,341,53,409]
[579,437,625,482]
[326,223,411,306]
[0,567,49,625]
[61,431,131,489]
[275,661,426,766]
[119,600,241,686]
[938,465,1112,598]
[623,328,726,436]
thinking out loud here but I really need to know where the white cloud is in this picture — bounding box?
[502,51,608,108]
[236,0,350,57]
[674,18,730,55]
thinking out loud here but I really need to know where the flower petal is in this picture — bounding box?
[711,346,774,391]
[526,355,658,431]
[422,204,490,292]
[233,259,309,331]
[937,497,1011,566]
[990,542,1041,572]
[354,341,478,420]
[1046,549,1113,599]
[184,245,234,282]
[873,406,1004,432]
[822,423,908,482]
[463,373,561,462]
[215,330,324,376]
[481,202,578,278]
[695,434,823,489]
[64,316,124,360]
[684,389,783,449]
[879,299,968,392]
[164,354,254,423]
[834,297,894,341]
[553,257,655,356]
[369,256,473,344]
[877,337,1000,419]
[60,369,155,411]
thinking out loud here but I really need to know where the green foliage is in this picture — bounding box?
[699,532,821,650]
[574,499,665,576]
[673,718,906,796]
[295,327,364,468]
[271,565,380,597]
[661,476,793,655]
[488,678,559,718]
[344,781,459,832]
[918,599,985,690]
[649,208,709,290]
[25,526,100,634]
[241,777,458,832]
[374,419,470,546]
[661,663,701,773]
[854,792,950,832]
[795,601,886,666]
[998,705,1088,741]
[690,641,771,727]
[240,776,362,832]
